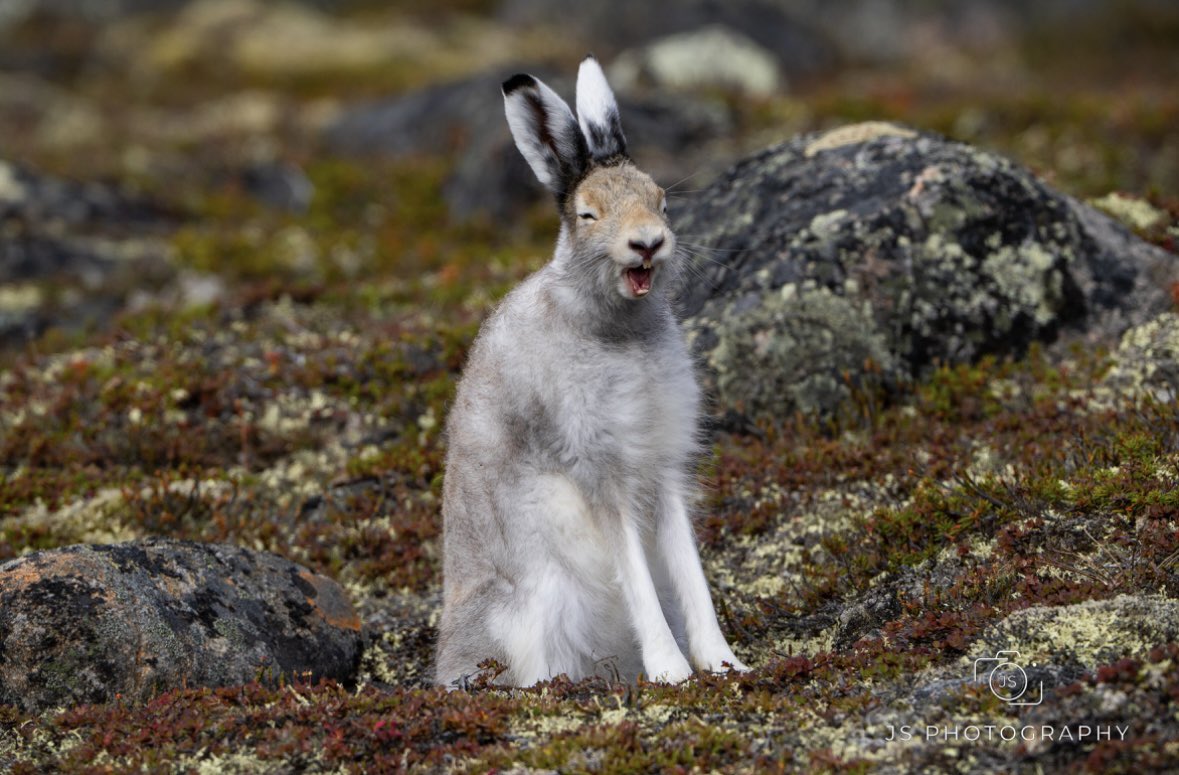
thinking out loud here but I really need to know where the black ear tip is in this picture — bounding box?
[502,73,537,96]
[583,52,597,62]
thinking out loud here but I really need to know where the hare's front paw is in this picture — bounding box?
[693,648,750,674]
[644,650,693,684]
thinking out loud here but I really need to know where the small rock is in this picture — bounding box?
[177,270,228,308]
[674,123,1179,418]
[1101,311,1179,405]
[0,160,28,203]
[240,162,315,213]
[976,594,1179,673]
[0,538,363,712]
[610,25,783,97]
[832,585,900,651]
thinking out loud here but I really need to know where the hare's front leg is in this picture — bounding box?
[615,516,693,683]
[656,486,749,674]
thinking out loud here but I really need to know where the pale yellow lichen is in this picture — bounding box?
[808,208,849,237]
[0,284,43,314]
[1090,192,1166,231]
[1097,312,1179,407]
[0,160,27,202]
[805,122,917,157]
[9,489,140,552]
[191,751,295,775]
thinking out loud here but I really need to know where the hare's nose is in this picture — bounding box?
[628,236,664,262]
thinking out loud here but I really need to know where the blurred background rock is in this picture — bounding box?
[1,0,1175,383]
[2,0,1176,190]
[0,0,1176,366]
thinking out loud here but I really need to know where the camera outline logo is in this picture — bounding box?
[972,650,1044,706]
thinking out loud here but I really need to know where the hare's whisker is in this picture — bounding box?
[664,170,703,192]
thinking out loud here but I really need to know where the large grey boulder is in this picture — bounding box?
[674,122,1178,418]
[0,539,363,712]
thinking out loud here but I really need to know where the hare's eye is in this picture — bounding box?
[578,211,598,221]
[660,199,667,215]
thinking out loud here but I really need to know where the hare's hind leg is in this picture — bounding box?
[487,474,609,685]
[437,564,586,687]
[489,565,596,685]
[435,578,511,689]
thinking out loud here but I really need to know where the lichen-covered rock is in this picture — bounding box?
[838,596,1179,771]
[1101,311,1179,405]
[976,594,1179,673]
[675,122,1178,417]
[0,538,362,712]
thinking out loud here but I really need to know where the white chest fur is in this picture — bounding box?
[477,279,697,489]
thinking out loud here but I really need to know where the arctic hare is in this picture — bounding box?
[435,56,747,687]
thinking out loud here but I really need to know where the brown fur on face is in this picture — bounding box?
[565,163,666,232]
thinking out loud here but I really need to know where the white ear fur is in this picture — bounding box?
[503,74,588,196]
[576,55,627,161]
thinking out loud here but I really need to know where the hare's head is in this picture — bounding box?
[503,57,674,302]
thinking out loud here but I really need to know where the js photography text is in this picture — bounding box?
[884,724,1131,743]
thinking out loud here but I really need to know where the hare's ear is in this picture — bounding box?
[576,55,627,162]
[503,74,588,201]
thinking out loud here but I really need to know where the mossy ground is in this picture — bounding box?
[2,3,1178,772]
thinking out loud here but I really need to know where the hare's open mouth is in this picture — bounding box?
[625,265,653,297]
